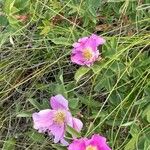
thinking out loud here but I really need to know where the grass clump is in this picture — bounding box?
[0,0,150,150]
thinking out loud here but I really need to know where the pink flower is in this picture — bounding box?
[71,34,105,67]
[32,95,83,145]
[68,134,111,150]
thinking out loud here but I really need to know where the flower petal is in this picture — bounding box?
[78,37,88,43]
[61,138,69,146]
[73,42,81,48]
[66,111,73,127]
[72,117,83,132]
[68,139,86,150]
[32,109,54,133]
[71,52,85,66]
[91,34,106,45]
[71,34,105,66]
[88,134,111,150]
[50,94,69,110]
[49,124,65,144]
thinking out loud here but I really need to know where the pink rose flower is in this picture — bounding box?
[68,134,111,150]
[71,34,105,67]
[32,95,83,145]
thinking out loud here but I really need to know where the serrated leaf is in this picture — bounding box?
[74,66,90,83]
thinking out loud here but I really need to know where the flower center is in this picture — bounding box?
[82,48,93,60]
[86,145,97,150]
[53,110,66,125]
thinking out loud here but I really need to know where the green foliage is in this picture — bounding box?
[2,138,16,150]
[75,66,90,83]
[0,0,150,150]
[66,125,81,138]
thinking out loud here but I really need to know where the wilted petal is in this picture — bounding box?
[32,109,54,132]
[50,95,69,110]
[72,117,83,132]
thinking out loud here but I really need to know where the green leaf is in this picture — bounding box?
[121,121,135,127]
[129,124,140,137]
[51,37,71,46]
[69,98,79,109]
[26,130,46,143]
[28,98,42,110]
[66,125,81,138]
[51,144,66,150]
[91,61,106,74]
[55,84,67,98]
[0,16,8,26]
[16,111,32,117]
[124,136,138,150]
[142,104,150,122]
[74,66,90,83]
[40,26,51,35]
[2,138,16,150]
[41,98,50,109]
[15,0,30,10]
[4,0,15,14]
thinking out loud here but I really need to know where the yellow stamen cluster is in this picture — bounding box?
[53,110,66,125]
[86,145,97,150]
[82,48,93,60]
